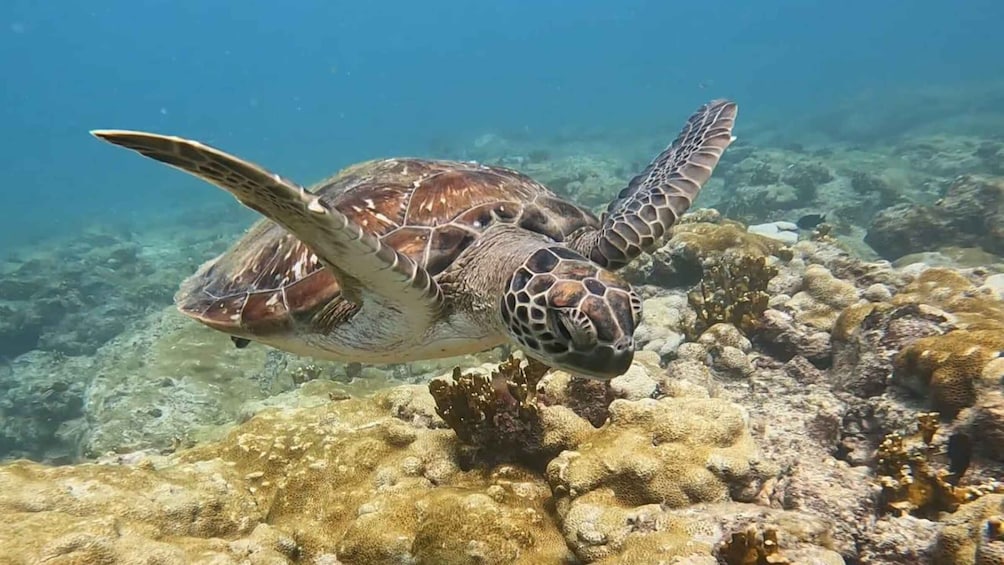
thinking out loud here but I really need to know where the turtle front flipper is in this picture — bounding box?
[572,99,737,270]
[91,130,444,332]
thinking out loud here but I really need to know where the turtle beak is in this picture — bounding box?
[561,337,635,380]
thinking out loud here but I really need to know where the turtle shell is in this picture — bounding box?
[177,158,600,336]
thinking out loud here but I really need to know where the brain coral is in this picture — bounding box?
[546,396,769,562]
[884,268,1004,416]
[894,329,1004,416]
[934,494,1004,565]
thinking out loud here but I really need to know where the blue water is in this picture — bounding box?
[1,0,1002,248]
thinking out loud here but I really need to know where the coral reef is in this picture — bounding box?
[867,175,1004,260]
[522,154,630,210]
[8,117,1004,564]
[0,303,499,463]
[0,384,571,564]
[0,357,801,565]
[781,161,833,201]
[0,351,90,462]
[0,223,238,360]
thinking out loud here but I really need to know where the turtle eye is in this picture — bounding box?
[551,310,596,350]
[630,295,643,324]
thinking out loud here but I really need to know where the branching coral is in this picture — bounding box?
[718,525,792,565]
[688,254,778,336]
[875,412,1003,518]
[428,356,552,468]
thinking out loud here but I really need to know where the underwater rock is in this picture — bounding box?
[632,292,691,358]
[850,170,902,208]
[866,175,1004,260]
[831,302,948,399]
[895,247,1004,272]
[521,154,627,209]
[756,308,833,365]
[857,514,941,564]
[727,183,801,219]
[734,158,781,186]
[967,391,1004,463]
[895,135,1000,179]
[781,161,834,201]
[714,343,874,560]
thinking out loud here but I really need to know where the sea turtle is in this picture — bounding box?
[91,99,736,379]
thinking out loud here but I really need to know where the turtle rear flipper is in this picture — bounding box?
[573,99,737,270]
[91,130,444,333]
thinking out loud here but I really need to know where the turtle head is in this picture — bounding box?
[500,246,641,380]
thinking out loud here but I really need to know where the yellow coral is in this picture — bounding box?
[787,264,862,331]
[803,265,860,309]
[669,221,794,261]
[544,395,767,562]
[557,489,709,563]
[935,494,1004,565]
[875,414,1003,519]
[894,329,1004,415]
[893,268,1004,331]
[0,380,577,564]
[689,254,778,336]
[718,525,792,565]
[547,397,761,509]
[832,302,890,342]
